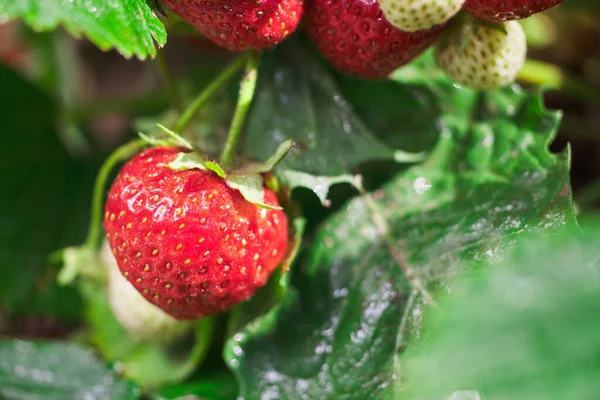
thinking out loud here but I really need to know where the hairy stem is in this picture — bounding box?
[85,140,147,251]
[220,51,260,168]
[175,54,250,133]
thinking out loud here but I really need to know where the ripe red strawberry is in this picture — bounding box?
[161,0,304,51]
[304,0,445,79]
[103,147,289,320]
[463,0,565,23]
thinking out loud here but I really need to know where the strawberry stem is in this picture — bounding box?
[175,53,250,133]
[220,51,261,169]
[85,139,147,252]
[155,49,183,113]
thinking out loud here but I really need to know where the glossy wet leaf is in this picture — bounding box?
[404,223,600,400]
[226,84,577,398]
[0,0,166,59]
[0,65,98,318]
[244,36,396,199]
[244,36,479,201]
[0,340,139,399]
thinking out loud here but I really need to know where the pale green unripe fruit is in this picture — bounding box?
[101,242,192,344]
[435,20,527,90]
[378,0,465,32]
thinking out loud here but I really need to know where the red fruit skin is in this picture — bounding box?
[104,147,289,320]
[304,0,444,79]
[162,0,304,51]
[464,0,565,23]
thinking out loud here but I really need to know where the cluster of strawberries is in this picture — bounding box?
[100,1,567,339]
[163,0,565,88]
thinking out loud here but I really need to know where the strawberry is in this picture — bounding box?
[304,0,445,79]
[102,241,192,344]
[161,0,304,51]
[103,147,289,320]
[377,0,465,33]
[434,20,526,90]
[463,0,565,23]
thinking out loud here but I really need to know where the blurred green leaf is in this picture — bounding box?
[0,65,99,319]
[153,374,238,400]
[83,283,211,390]
[561,0,600,11]
[389,48,448,87]
[0,0,166,59]
[0,340,139,399]
[404,222,600,400]
[227,81,577,398]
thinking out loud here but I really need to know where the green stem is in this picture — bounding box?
[220,51,260,168]
[155,49,183,113]
[518,59,600,104]
[189,317,215,370]
[175,54,250,133]
[85,140,147,251]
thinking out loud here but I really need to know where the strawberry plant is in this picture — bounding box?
[1,0,600,399]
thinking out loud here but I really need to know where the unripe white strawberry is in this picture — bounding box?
[377,0,465,32]
[101,242,192,344]
[435,20,527,90]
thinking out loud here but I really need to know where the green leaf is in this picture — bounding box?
[0,0,166,59]
[83,283,212,390]
[0,340,139,399]
[153,374,238,400]
[389,48,448,87]
[403,223,600,400]
[227,84,577,398]
[244,35,396,199]
[0,64,99,319]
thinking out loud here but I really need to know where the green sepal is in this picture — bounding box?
[205,161,226,178]
[167,152,282,209]
[168,152,209,171]
[53,246,105,286]
[226,173,283,210]
[242,139,295,173]
[166,138,293,209]
[138,124,195,150]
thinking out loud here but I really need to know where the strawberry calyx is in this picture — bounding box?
[138,123,196,151]
[139,123,295,210]
[53,245,105,286]
[168,140,295,210]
